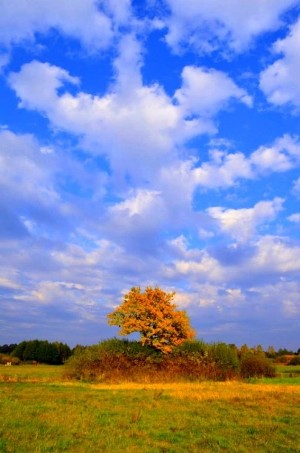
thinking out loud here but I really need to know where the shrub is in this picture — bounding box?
[208,343,240,379]
[65,338,242,382]
[287,356,300,366]
[0,354,20,365]
[275,355,293,364]
[173,339,208,356]
[240,355,276,378]
[64,339,164,382]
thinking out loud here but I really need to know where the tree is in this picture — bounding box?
[107,286,195,353]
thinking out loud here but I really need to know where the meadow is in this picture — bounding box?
[0,364,299,452]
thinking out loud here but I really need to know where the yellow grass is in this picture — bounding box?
[89,380,300,399]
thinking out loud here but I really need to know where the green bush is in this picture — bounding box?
[208,343,239,378]
[240,355,276,378]
[96,338,160,358]
[173,339,208,356]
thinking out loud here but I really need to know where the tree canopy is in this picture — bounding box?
[11,340,71,364]
[107,286,195,353]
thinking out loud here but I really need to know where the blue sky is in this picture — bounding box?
[0,0,300,349]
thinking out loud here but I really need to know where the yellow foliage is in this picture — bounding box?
[107,286,195,353]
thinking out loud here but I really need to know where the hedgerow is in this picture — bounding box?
[64,339,246,383]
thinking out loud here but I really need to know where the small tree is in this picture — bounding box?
[107,286,195,353]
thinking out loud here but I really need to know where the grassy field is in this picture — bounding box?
[0,365,299,453]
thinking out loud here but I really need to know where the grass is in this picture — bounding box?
[248,365,300,386]
[0,365,299,452]
[276,365,300,376]
[0,364,64,382]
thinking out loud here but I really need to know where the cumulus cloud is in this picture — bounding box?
[175,66,252,117]
[193,134,300,189]
[8,59,187,186]
[260,16,300,108]
[251,134,300,172]
[288,213,300,223]
[207,198,284,242]
[164,236,225,282]
[195,151,253,188]
[164,0,297,53]
[9,51,251,187]
[166,234,300,292]
[9,61,80,112]
[250,236,300,275]
[0,0,114,51]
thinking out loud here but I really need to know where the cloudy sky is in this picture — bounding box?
[1,0,300,349]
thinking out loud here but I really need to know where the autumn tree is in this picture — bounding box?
[107,286,195,353]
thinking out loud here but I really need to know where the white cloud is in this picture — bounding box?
[9,55,251,188]
[195,151,253,188]
[103,0,132,26]
[207,198,284,242]
[9,61,80,112]
[157,160,204,227]
[192,134,300,189]
[251,134,300,172]
[292,177,300,196]
[251,236,300,273]
[0,129,59,207]
[260,17,300,108]
[164,0,297,53]
[164,236,225,282]
[0,128,108,242]
[288,213,300,223]
[9,59,183,186]
[171,254,224,282]
[175,66,252,117]
[110,189,162,217]
[0,0,113,51]
[249,280,300,317]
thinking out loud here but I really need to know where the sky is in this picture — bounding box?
[0,0,300,350]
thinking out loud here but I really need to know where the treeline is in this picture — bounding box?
[0,340,72,365]
[1,340,299,370]
[64,338,281,382]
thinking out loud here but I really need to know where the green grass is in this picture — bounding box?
[247,365,300,385]
[0,364,64,382]
[276,365,300,375]
[0,365,300,452]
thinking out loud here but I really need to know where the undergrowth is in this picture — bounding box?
[64,339,275,383]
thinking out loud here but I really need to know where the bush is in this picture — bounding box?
[240,355,276,378]
[173,339,208,356]
[208,343,240,379]
[287,356,300,366]
[0,354,20,365]
[64,339,164,382]
[64,338,241,382]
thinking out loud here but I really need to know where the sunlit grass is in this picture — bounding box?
[0,365,299,452]
[0,364,64,382]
